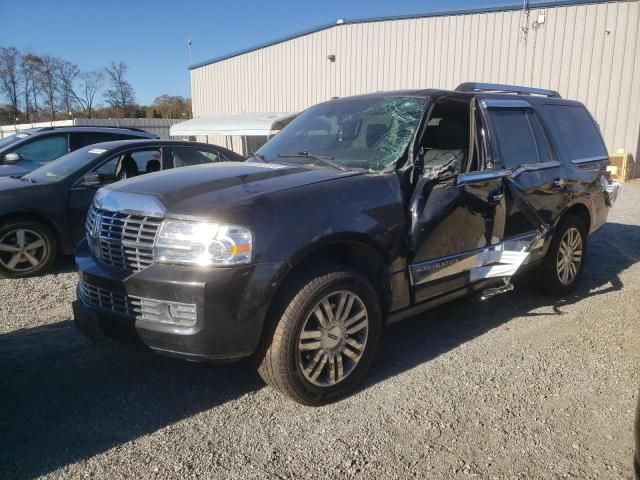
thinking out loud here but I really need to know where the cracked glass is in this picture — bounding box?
[256,96,427,172]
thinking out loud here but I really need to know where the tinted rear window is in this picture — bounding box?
[489,109,540,168]
[542,105,607,161]
[70,132,115,150]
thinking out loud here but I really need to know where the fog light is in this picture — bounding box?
[133,296,197,327]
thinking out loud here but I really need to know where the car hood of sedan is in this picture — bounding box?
[99,161,362,219]
[0,176,38,195]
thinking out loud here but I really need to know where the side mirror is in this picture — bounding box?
[3,152,21,164]
[82,172,102,187]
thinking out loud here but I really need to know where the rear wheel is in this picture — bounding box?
[0,220,57,278]
[530,214,587,295]
[257,264,382,405]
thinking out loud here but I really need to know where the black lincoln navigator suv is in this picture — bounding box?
[73,83,620,405]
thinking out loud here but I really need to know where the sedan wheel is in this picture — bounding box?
[0,221,57,277]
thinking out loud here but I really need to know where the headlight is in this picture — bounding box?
[153,220,252,266]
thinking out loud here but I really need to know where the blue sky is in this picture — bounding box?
[2,0,543,105]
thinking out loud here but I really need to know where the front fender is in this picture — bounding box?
[251,172,406,266]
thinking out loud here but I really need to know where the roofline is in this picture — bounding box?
[189,0,618,70]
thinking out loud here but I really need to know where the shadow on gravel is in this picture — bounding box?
[0,323,261,479]
[0,222,638,478]
[50,256,77,275]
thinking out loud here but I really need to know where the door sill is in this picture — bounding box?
[386,278,501,325]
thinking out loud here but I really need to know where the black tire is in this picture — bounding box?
[257,263,382,406]
[0,220,57,278]
[530,213,587,295]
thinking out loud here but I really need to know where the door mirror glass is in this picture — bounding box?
[82,172,102,187]
[3,152,21,164]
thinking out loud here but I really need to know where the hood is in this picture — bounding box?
[104,162,361,219]
[0,163,34,178]
[0,176,57,215]
[0,176,38,194]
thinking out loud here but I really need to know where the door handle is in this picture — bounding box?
[552,178,566,189]
[488,191,504,203]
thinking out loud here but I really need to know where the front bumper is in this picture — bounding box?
[74,239,286,361]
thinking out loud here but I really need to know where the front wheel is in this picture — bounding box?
[257,264,382,405]
[0,220,57,278]
[530,213,587,295]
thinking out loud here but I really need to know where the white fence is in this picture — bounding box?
[0,118,184,139]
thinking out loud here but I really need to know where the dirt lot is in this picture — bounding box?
[1,182,639,480]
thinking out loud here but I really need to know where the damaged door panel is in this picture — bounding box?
[408,169,509,302]
[481,99,567,239]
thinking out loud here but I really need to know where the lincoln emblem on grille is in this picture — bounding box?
[92,210,102,238]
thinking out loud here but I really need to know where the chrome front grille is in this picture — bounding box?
[79,280,197,326]
[86,205,162,273]
[79,279,136,316]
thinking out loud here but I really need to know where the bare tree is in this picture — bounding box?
[0,47,21,122]
[57,59,80,116]
[31,55,61,121]
[0,48,185,124]
[73,70,104,118]
[21,53,42,122]
[104,61,135,117]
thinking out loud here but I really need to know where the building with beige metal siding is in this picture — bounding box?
[189,0,640,174]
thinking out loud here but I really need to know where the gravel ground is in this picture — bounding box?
[1,182,639,480]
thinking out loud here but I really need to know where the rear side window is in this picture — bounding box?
[542,105,607,161]
[69,132,115,150]
[489,109,550,168]
[128,149,162,174]
[167,147,222,168]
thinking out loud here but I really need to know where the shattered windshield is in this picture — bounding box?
[256,96,427,172]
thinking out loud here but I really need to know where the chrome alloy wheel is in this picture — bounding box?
[556,227,583,285]
[297,290,369,387]
[0,228,48,273]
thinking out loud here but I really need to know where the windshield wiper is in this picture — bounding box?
[278,151,346,171]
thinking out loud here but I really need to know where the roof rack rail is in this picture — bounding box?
[455,82,561,98]
[32,125,151,132]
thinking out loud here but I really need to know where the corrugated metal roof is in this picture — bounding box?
[189,0,616,70]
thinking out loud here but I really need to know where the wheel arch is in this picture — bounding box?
[288,235,392,308]
[256,235,393,355]
[557,201,592,234]
[0,211,65,254]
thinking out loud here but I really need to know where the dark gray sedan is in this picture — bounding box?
[0,139,243,277]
